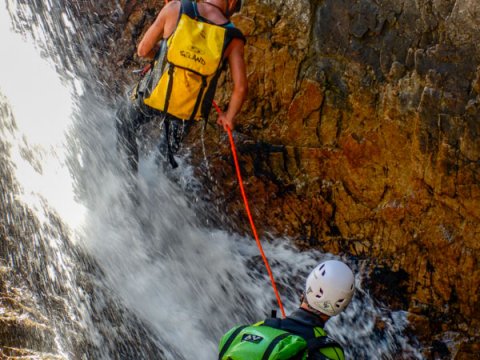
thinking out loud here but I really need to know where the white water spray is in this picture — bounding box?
[0,4,85,233]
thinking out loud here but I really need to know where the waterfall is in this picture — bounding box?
[0,1,423,359]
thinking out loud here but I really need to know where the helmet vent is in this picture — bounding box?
[319,264,325,271]
[321,270,326,276]
[316,288,324,298]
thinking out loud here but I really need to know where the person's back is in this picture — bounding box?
[138,1,237,53]
[218,260,355,360]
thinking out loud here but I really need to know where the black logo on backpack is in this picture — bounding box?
[241,334,264,343]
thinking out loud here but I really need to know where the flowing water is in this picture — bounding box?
[0,1,424,359]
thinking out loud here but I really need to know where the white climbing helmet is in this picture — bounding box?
[305,260,355,316]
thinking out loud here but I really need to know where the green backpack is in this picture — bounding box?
[218,319,340,360]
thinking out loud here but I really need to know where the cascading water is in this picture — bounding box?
[0,1,424,359]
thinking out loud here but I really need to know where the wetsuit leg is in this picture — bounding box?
[157,116,194,168]
[169,118,194,154]
[115,99,152,173]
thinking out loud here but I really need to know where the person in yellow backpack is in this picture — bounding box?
[116,0,247,171]
[218,260,355,360]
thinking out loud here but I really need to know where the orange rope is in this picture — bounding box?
[212,101,286,318]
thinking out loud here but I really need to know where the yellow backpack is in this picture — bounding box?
[143,1,243,121]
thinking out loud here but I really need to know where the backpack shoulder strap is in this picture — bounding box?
[180,0,197,19]
[306,336,341,352]
[226,26,246,43]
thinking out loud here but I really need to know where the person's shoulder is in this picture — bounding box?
[164,0,181,8]
[161,0,181,16]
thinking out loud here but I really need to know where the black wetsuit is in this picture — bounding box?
[116,95,191,171]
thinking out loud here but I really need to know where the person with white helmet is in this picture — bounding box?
[218,259,355,360]
[304,259,355,318]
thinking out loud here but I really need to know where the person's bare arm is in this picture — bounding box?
[137,2,179,59]
[217,39,248,131]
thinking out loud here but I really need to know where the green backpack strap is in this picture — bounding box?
[306,336,343,360]
[218,325,248,359]
[307,336,341,351]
